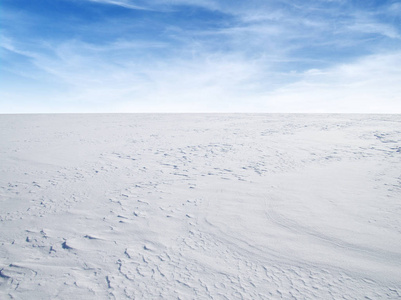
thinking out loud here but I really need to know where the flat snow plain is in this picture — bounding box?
[0,114,400,299]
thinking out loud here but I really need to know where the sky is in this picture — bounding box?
[1,0,401,113]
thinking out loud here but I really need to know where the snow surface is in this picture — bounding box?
[0,114,401,299]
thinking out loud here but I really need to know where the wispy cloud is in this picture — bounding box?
[264,52,401,113]
[86,0,152,10]
[348,21,400,39]
[1,0,400,112]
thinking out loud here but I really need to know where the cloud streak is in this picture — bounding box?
[86,0,153,10]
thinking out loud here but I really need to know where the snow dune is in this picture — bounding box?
[0,114,400,299]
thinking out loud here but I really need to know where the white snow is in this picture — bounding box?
[0,114,400,299]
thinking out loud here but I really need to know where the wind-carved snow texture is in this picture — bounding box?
[0,114,401,299]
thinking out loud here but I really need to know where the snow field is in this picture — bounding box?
[0,114,400,299]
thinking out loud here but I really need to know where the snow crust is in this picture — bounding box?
[0,114,400,299]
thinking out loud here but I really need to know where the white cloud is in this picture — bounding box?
[83,0,220,11]
[2,1,401,113]
[86,0,151,10]
[264,52,401,113]
[348,22,400,39]
[3,29,401,113]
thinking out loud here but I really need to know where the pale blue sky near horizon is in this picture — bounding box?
[1,0,401,113]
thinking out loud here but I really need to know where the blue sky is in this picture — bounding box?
[1,0,401,113]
